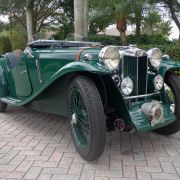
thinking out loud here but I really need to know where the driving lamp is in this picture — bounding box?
[154,75,164,91]
[121,77,133,96]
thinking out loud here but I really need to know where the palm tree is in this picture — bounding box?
[142,11,161,35]
[115,1,132,45]
[131,0,149,36]
[91,0,132,45]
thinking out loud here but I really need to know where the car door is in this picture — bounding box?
[11,53,32,97]
[25,50,44,92]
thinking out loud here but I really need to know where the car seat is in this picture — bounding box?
[4,50,22,69]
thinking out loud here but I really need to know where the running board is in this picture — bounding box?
[1,96,22,106]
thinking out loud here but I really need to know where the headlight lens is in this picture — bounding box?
[121,77,133,96]
[147,48,162,68]
[154,75,164,91]
[99,46,120,70]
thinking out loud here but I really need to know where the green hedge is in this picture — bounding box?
[89,34,121,45]
[128,34,170,45]
[88,34,180,61]
[0,36,12,55]
[88,34,170,46]
[138,45,180,61]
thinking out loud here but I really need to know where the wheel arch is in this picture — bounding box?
[159,60,180,77]
[155,71,180,135]
[63,72,132,126]
[69,72,109,109]
[30,70,131,125]
[62,72,131,124]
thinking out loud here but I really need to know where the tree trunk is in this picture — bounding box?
[74,0,88,41]
[167,0,180,44]
[150,25,153,35]
[26,0,33,42]
[120,31,127,46]
[136,18,141,36]
[117,19,127,45]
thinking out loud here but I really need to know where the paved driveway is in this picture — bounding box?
[0,106,180,180]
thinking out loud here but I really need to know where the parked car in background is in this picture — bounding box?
[0,40,180,161]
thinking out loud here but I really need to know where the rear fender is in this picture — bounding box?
[0,61,8,97]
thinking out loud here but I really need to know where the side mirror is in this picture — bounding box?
[83,53,93,61]
[162,54,170,60]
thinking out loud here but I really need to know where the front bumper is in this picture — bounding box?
[128,100,175,132]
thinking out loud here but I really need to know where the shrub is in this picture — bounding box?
[138,45,180,61]
[58,33,180,61]
[128,34,170,45]
[0,26,27,51]
[10,29,27,50]
[0,36,12,55]
[88,34,170,46]
[88,34,180,61]
[88,34,120,45]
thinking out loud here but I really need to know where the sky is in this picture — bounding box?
[0,16,8,22]
[0,15,179,40]
[169,22,179,40]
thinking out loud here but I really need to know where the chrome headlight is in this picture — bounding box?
[147,48,162,68]
[154,75,164,91]
[99,46,120,70]
[121,77,133,96]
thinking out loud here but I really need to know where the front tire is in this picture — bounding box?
[67,75,106,161]
[0,101,7,112]
[155,72,180,135]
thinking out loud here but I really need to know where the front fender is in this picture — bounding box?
[51,61,111,79]
[3,61,111,106]
[159,59,180,77]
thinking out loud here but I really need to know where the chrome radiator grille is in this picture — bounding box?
[122,56,148,95]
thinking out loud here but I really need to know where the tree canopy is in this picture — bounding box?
[0,0,179,48]
[150,0,180,42]
[0,0,74,38]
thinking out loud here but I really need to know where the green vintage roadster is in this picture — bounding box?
[0,40,180,160]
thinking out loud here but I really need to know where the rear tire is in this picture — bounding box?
[67,75,106,161]
[155,72,180,135]
[0,101,7,112]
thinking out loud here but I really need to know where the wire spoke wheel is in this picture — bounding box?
[69,89,90,149]
[155,72,180,135]
[67,76,106,161]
